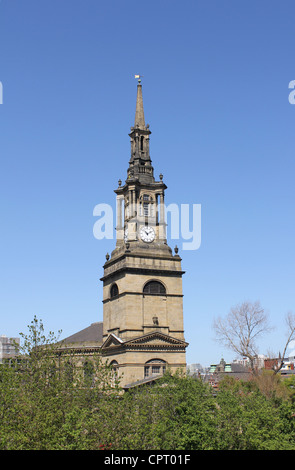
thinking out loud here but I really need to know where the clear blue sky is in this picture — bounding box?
[0,0,294,366]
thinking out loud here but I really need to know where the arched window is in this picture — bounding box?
[110,283,119,298]
[110,360,119,385]
[143,281,166,295]
[144,359,166,378]
[110,360,118,369]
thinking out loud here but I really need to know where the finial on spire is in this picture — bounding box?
[134,74,144,84]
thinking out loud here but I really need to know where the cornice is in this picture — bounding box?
[103,251,182,269]
[101,265,185,282]
[101,331,188,355]
[53,344,102,356]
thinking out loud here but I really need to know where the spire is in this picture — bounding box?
[134,80,145,128]
[127,78,154,183]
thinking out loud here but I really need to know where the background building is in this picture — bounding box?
[0,335,20,363]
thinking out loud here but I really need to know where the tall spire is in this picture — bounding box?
[134,80,145,128]
[127,78,154,183]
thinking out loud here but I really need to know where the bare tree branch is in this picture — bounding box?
[273,312,295,374]
[213,301,272,373]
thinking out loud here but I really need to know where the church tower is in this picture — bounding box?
[100,79,188,387]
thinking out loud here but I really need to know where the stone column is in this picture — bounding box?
[116,195,123,229]
[116,195,124,243]
[159,192,166,241]
[156,194,159,225]
[159,193,165,223]
[131,189,136,217]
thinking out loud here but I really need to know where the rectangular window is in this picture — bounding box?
[152,366,160,375]
[143,202,149,216]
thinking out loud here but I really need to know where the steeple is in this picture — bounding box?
[101,81,187,388]
[113,78,169,258]
[127,80,154,183]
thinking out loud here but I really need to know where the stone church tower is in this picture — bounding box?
[100,79,188,387]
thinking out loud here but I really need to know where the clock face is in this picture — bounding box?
[140,226,155,243]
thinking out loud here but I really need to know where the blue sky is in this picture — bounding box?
[0,0,294,366]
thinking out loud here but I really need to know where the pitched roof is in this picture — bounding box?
[61,322,103,345]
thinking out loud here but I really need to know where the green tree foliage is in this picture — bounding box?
[0,317,120,450]
[215,376,295,450]
[1,317,295,450]
[114,373,218,450]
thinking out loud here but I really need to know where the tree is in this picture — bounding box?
[216,376,295,450]
[272,312,295,374]
[101,372,295,450]
[213,301,272,373]
[2,316,295,450]
[252,369,293,401]
[0,316,121,450]
[114,372,219,450]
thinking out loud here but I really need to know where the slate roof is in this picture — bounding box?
[61,322,103,345]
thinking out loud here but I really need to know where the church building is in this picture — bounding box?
[61,79,188,389]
